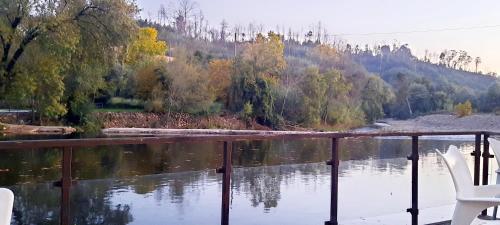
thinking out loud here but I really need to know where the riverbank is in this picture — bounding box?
[95,112,272,130]
[378,113,500,133]
[98,112,500,132]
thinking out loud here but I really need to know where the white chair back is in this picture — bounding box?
[436,146,474,197]
[490,138,500,168]
[0,188,13,225]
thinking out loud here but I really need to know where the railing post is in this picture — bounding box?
[472,134,482,186]
[217,141,233,225]
[407,136,419,225]
[325,138,339,225]
[60,147,73,225]
[481,133,492,216]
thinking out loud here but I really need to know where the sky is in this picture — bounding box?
[136,0,500,74]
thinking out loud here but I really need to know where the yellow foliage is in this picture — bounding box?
[455,100,473,117]
[310,44,339,70]
[242,32,286,76]
[126,27,168,65]
[208,59,233,103]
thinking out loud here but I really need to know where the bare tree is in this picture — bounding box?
[247,23,256,41]
[475,57,482,73]
[220,19,228,42]
[175,0,197,35]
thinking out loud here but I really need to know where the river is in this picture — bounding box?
[0,136,495,224]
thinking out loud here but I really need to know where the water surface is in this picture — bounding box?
[0,137,494,224]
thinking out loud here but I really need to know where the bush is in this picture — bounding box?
[144,99,165,112]
[455,100,473,117]
[206,102,223,115]
[241,102,253,123]
[79,115,104,134]
[107,97,144,109]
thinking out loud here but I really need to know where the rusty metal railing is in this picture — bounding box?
[0,130,498,225]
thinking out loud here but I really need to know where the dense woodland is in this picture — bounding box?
[1,0,499,131]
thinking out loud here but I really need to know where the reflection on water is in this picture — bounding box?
[0,137,489,224]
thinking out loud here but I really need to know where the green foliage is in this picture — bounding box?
[242,102,254,123]
[361,76,395,122]
[242,32,286,77]
[228,60,278,127]
[479,82,500,112]
[0,0,138,125]
[455,100,473,117]
[165,51,214,114]
[300,67,326,126]
[126,27,168,66]
[107,97,144,109]
[79,114,104,134]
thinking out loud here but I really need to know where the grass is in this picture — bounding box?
[93,108,144,113]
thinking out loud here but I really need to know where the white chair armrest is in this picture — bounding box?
[472,185,500,197]
[458,197,500,203]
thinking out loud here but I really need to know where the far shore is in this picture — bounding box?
[377,113,500,133]
[1,113,499,136]
[101,113,500,136]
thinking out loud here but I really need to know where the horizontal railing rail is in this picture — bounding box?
[0,130,491,150]
[0,130,498,225]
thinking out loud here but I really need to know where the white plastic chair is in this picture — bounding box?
[437,146,500,225]
[489,138,500,219]
[0,188,13,225]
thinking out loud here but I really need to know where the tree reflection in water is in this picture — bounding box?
[9,180,133,225]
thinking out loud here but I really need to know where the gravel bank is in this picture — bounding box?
[379,114,500,133]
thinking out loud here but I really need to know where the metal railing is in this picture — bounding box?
[0,130,499,225]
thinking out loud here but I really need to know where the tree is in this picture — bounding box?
[164,50,214,114]
[208,59,233,105]
[455,100,473,117]
[321,69,351,124]
[361,76,395,122]
[309,44,339,71]
[126,27,168,66]
[0,0,138,123]
[0,0,138,96]
[241,32,286,77]
[176,0,197,35]
[228,59,277,127]
[479,82,500,112]
[475,57,481,73]
[299,67,326,126]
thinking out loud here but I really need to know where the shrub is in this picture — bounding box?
[79,115,104,134]
[455,100,473,117]
[241,102,253,123]
[144,99,165,113]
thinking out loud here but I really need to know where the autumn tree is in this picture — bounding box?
[208,59,233,105]
[241,32,286,77]
[126,27,168,66]
[309,44,339,71]
[164,49,214,114]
